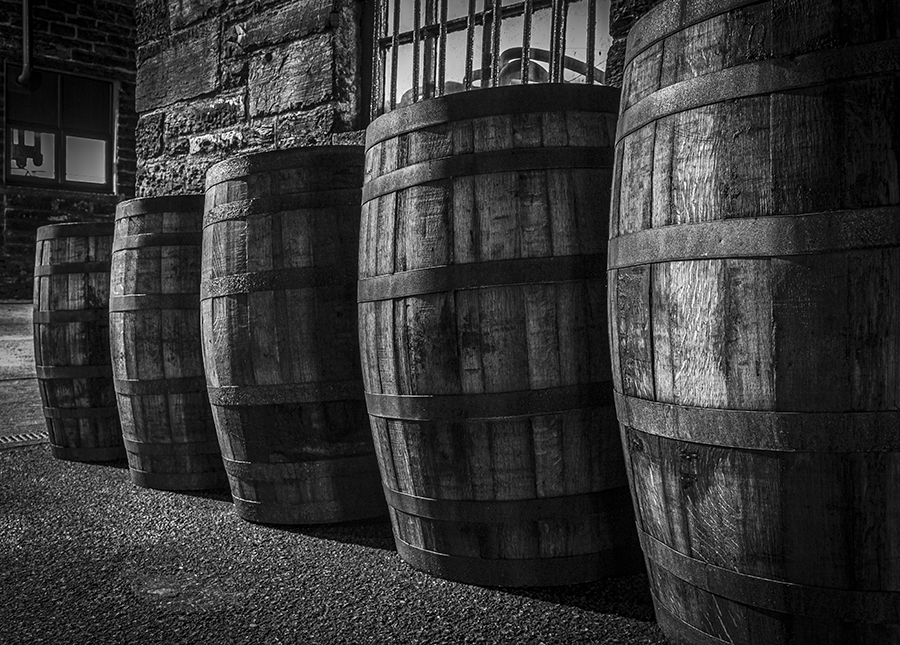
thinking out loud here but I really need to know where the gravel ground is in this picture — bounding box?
[0,444,669,645]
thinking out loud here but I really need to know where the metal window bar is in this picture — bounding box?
[372,0,603,119]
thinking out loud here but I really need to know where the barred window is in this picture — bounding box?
[5,63,114,191]
[369,0,610,118]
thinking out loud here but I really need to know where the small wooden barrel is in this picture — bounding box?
[109,195,226,491]
[611,1,900,642]
[202,146,385,524]
[32,222,123,461]
[360,84,639,587]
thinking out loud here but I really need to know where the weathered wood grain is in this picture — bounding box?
[109,195,226,491]
[202,146,385,525]
[360,84,637,587]
[614,0,900,641]
[33,223,123,462]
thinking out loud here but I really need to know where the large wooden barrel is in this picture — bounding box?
[109,196,227,491]
[32,222,123,461]
[610,0,900,642]
[360,84,640,587]
[201,146,386,524]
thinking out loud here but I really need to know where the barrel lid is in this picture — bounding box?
[204,145,365,190]
[623,0,760,70]
[35,222,114,241]
[365,83,621,151]
[115,194,205,220]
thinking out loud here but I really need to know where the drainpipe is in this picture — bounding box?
[16,0,32,86]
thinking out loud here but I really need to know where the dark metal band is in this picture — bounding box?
[394,536,627,587]
[640,529,900,624]
[112,232,202,253]
[116,195,204,219]
[33,309,108,324]
[128,468,227,491]
[363,146,614,203]
[624,0,765,68]
[122,437,221,457]
[365,84,621,149]
[618,38,900,142]
[36,365,111,380]
[200,267,355,300]
[36,223,113,241]
[358,254,605,303]
[202,190,362,228]
[48,443,124,461]
[207,380,364,406]
[653,602,731,645]
[365,382,613,421]
[205,145,364,188]
[114,376,207,396]
[608,206,900,269]
[43,406,118,419]
[221,453,378,482]
[108,294,198,312]
[34,262,110,276]
[616,393,900,453]
[384,486,630,524]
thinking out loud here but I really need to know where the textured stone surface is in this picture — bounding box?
[136,0,364,196]
[248,34,335,117]
[136,20,220,111]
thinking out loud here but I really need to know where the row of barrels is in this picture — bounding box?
[31,0,900,639]
[33,84,636,588]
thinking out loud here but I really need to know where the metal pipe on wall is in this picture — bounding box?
[16,0,32,86]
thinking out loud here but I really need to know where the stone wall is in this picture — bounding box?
[135,0,365,197]
[605,0,664,87]
[0,0,137,299]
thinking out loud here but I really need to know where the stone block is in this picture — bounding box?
[248,33,334,118]
[136,20,219,111]
[274,104,337,149]
[232,0,332,52]
[137,154,215,196]
[136,0,169,44]
[168,0,220,30]
[164,92,246,136]
[136,112,165,158]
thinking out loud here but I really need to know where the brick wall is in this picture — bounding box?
[135,0,365,197]
[0,0,137,299]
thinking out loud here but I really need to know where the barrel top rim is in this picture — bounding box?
[365,83,621,151]
[204,144,365,189]
[116,194,205,219]
[623,0,767,69]
[35,222,114,241]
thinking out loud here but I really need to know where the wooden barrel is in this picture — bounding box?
[201,146,386,524]
[32,222,123,461]
[610,0,900,641]
[109,195,227,491]
[360,84,640,587]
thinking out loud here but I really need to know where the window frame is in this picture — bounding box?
[4,62,115,193]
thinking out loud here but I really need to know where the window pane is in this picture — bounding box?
[65,136,106,184]
[6,66,59,127]
[9,128,56,179]
[61,75,112,135]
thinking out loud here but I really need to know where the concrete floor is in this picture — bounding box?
[0,300,669,645]
[0,301,44,443]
